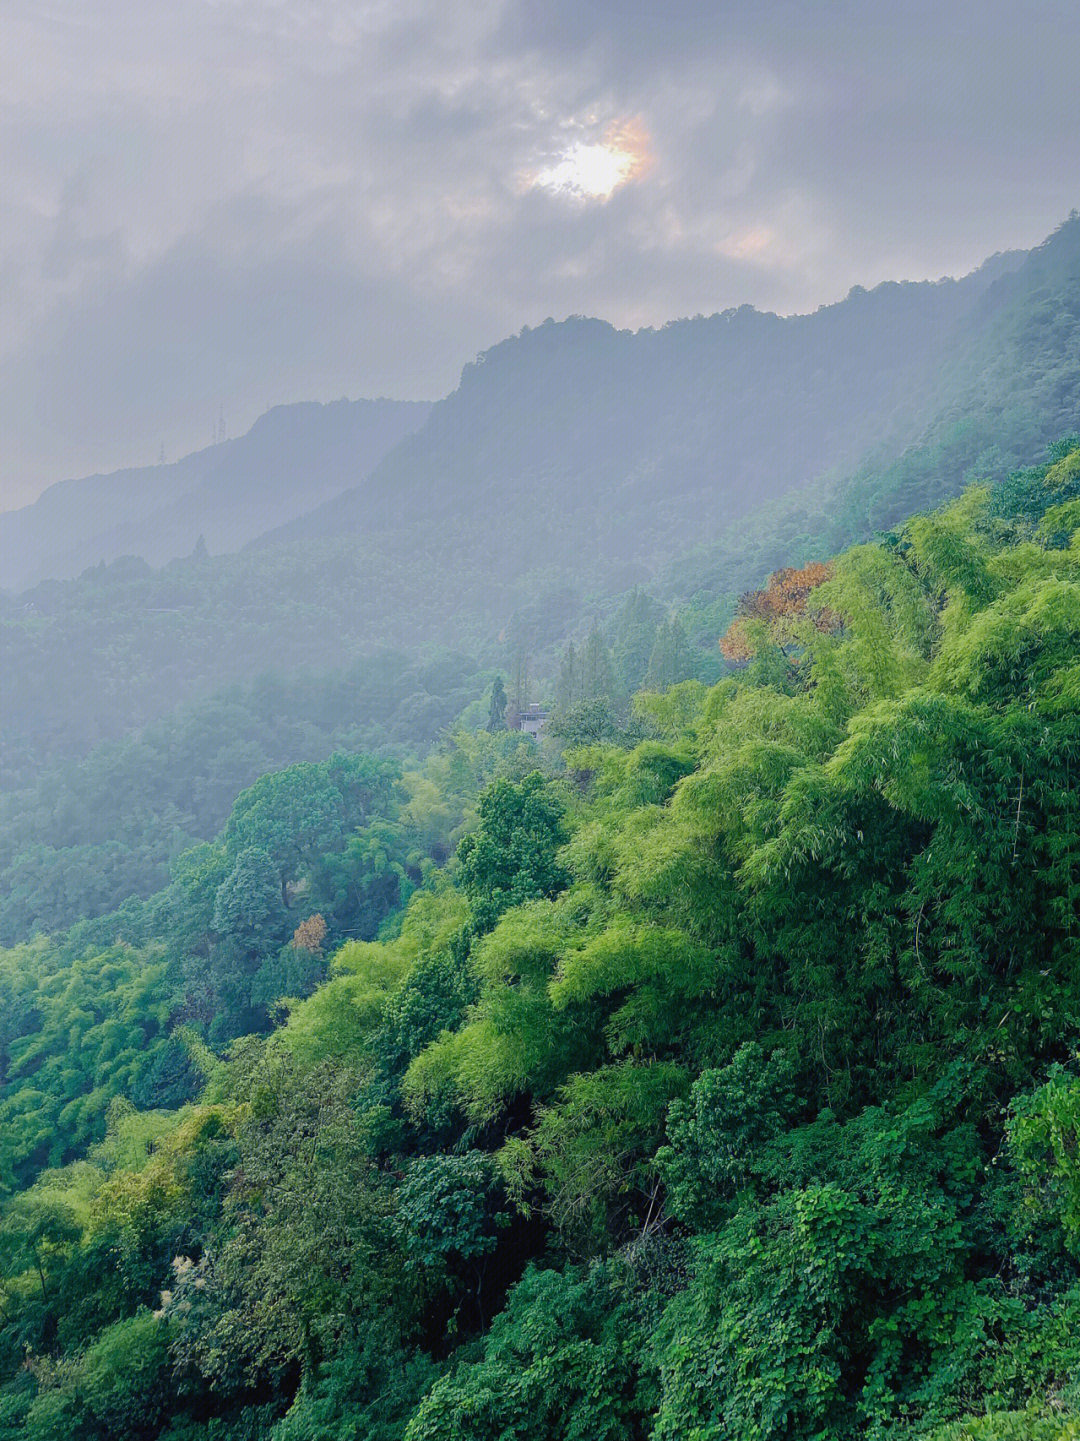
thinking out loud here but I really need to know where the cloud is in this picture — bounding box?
[2,0,1080,503]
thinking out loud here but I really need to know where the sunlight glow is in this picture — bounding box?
[532,120,650,200]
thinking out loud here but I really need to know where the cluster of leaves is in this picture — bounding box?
[719,559,838,661]
[5,444,1080,1438]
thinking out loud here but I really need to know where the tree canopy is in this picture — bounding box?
[4,444,1080,1440]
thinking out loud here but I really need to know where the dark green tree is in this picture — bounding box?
[455,773,569,929]
[579,622,615,702]
[555,642,580,710]
[614,589,663,695]
[225,762,351,909]
[486,676,508,733]
[645,615,691,690]
[212,846,288,954]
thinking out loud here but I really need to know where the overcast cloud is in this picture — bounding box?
[2,0,1079,505]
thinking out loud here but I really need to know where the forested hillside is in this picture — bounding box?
[3,440,1080,1439]
[0,398,431,592]
[0,651,489,945]
[672,214,1080,606]
[265,252,1015,567]
[0,587,715,943]
[8,220,1080,829]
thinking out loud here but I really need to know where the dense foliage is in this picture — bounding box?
[0,587,717,944]
[3,440,1080,1438]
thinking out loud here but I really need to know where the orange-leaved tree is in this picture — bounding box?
[720,560,837,662]
[291,913,328,954]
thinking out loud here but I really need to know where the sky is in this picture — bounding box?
[3,0,1080,507]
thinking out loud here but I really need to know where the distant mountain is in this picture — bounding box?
[0,397,432,591]
[258,247,1025,585]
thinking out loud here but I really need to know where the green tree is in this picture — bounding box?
[579,623,616,702]
[555,642,580,710]
[485,676,507,733]
[613,589,663,695]
[455,773,569,929]
[645,615,691,690]
[212,846,288,954]
[226,767,343,909]
[395,1152,509,1329]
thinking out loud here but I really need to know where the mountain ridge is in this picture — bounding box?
[254,246,1027,578]
[1,244,1030,596]
[0,396,432,591]
[6,218,1080,796]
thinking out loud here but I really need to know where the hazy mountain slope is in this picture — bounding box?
[5,450,1080,1441]
[0,397,431,591]
[668,215,1080,604]
[260,249,1023,580]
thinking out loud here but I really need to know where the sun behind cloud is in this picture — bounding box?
[531,118,651,201]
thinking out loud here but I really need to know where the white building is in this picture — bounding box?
[517,703,549,740]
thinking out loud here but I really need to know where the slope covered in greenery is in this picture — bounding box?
[3,442,1080,1439]
[0,580,719,945]
[672,215,1080,605]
